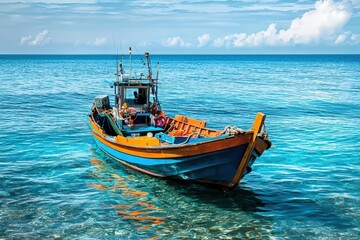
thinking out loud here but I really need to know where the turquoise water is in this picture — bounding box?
[0,54,359,239]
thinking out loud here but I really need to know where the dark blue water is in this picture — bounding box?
[0,54,359,239]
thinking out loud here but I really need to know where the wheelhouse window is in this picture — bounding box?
[124,87,148,108]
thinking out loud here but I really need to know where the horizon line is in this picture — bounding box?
[1,53,360,56]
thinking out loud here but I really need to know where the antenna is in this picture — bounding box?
[129,47,132,79]
[145,52,152,80]
[156,62,160,80]
[112,39,121,108]
[155,61,161,109]
[115,43,119,82]
[120,54,124,74]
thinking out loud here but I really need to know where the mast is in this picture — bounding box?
[114,47,120,108]
[145,52,161,110]
[116,55,125,108]
[145,52,152,80]
[156,61,159,80]
[155,62,161,109]
[115,47,119,82]
[129,47,132,79]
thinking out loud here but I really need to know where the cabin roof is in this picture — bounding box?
[114,80,157,87]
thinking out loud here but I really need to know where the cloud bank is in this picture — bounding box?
[14,0,359,52]
[164,0,358,49]
[211,0,358,47]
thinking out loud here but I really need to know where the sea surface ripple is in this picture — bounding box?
[0,54,359,239]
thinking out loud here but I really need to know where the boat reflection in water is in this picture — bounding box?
[88,152,276,239]
[88,156,166,235]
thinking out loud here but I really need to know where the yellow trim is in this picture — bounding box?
[115,135,161,147]
[230,112,266,187]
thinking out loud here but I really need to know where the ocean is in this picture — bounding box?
[0,54,359,239]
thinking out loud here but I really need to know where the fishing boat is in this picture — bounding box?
[88,50,271,189]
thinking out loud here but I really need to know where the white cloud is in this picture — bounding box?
[335,32,348,44]
[335,31,360,44]
[163,36,191,47]
[228,24,279,47]
[278,0,352,44]
[214,0,356,47]
[93,37,106,46]
[20,30,51,46]
[20,35,32,45]
[197,33,211,47]
[31,30,51,45]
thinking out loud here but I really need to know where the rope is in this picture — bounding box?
[222,125,245,135]
[257,123,269,140]
[178,133,195,145]
[257,123,273,149]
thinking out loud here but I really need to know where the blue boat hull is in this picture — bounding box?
[93,137,254,187]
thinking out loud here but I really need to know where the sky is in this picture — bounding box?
[1,0,360,54]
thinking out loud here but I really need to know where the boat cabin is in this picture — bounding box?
[91,51,225,143]
[92,52,165,137]
[114,80,165,137]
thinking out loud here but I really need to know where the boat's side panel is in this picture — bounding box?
[93,135,249,185]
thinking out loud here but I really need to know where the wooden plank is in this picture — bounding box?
[229,112,266,187]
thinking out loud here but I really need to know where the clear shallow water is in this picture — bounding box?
[0,54,359,239]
